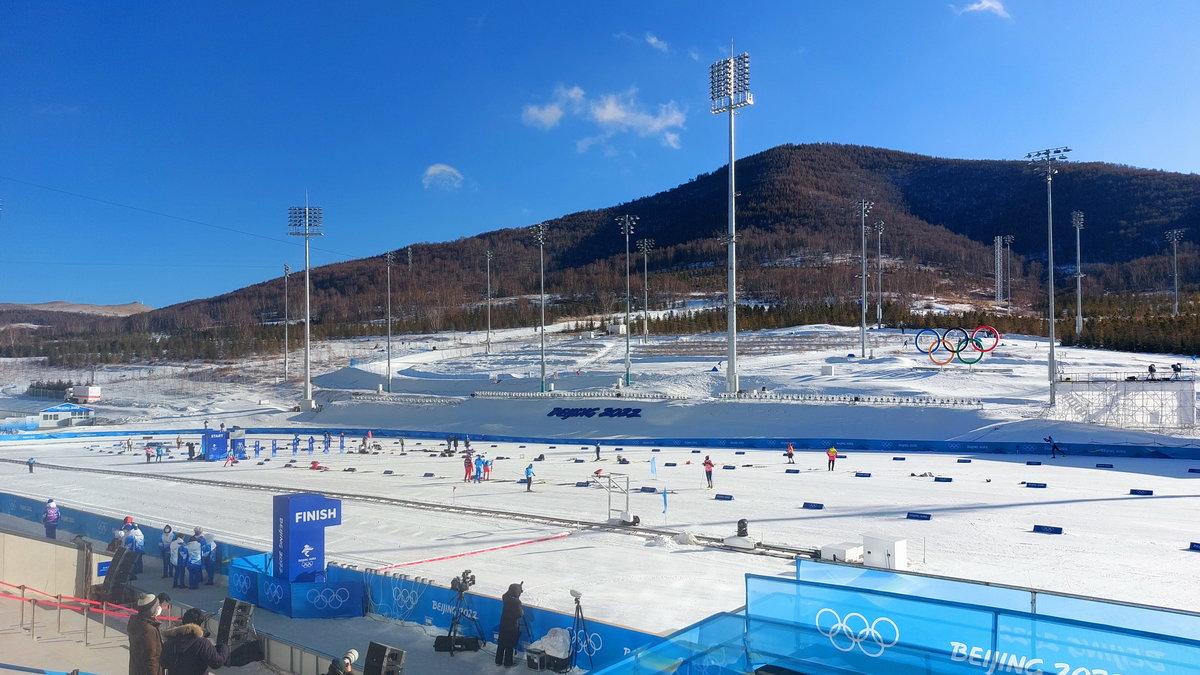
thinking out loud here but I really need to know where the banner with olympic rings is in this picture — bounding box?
[914,326,1001,365]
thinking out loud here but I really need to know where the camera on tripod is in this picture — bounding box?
[450,569,476,593]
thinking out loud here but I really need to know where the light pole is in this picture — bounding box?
[384,251,394,393]
[709,50,753,395]
[287,200,323,412]
[1167,229,1186,316]
[1003,235,1015,305]
[283,263,290,382]
[874,220,885,329]
[1072,211,1085,334]
[617,215,637,387]
[485,250,493,355]
[1026,146,1071,406]
[856,199,873,357]
[531,223,548,392]
[637,238,655,343]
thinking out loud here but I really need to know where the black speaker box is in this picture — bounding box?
[95,547,137,601]
[228,639,264,666]
[217,597,254,646]
[364,641,406,675]
[432,635,480,652]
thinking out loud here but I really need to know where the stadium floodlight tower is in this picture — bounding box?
[709,50,753,395]
[1025,146,1071,406]
[1002,235,1015,304]
[283,264,291,381]
[856,200,874,357]
[874,220,885,329]
[1072,211,1085,334]
[617,215,638,387]
[287,201,323,412]
[637,238,655,343]
[1167,229,1186,316]
[531,223,548,392]
[384,251,395,393]
[485,250,493,354]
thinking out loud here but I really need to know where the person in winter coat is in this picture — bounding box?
[185,536,204,589]
[42,499,60,539]
[473,455,484,484]
[126,523,146,579]
[785,443,795,464]
[170,536,187,588]
[463,454,474,483]
[495,583,524,666]
[524,464,535,492]
[826,446,838,471]
[162,607,228,675]
[146,446,154,463]
[27,457,35,473]
[201,533,218,585]
[483,458,493,481]
[128,592,167,675]
[155,445,164,462]
[159,526,177,579]
[703,456,715,489]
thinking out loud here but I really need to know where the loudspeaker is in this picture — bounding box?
[217,597,255,646]
[364,641,406,675]
[433,635,480,652]
[228,639,264,666]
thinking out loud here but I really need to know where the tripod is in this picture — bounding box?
[445,587,485,656]
[568,596,594,671]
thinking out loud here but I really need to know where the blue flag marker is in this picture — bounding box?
[650,457,658,478]
[662,489,668,514]
[271,439,278,457]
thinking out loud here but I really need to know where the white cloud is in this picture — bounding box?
[522,103,564,129]
[422,164,464,191]
[687,48,700,61]
[952,0,1011,18]
[644,32,668,52]
[525,85,686,152]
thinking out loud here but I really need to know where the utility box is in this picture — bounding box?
[821,542,863,563]
[606,323,627,335]
[821,365,836,376]
[862,534,908,570]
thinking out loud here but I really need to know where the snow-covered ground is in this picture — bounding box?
[1,324,1198,638]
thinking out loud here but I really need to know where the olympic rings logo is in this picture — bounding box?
[392,587,419,611]
[307,587,350,609]
[263,582,285,604]
[233,573,252,595]
[572,627,603,656]
[815,608,899,657]
[914,326,1001,365]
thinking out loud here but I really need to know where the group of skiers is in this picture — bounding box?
[462,449,494,482]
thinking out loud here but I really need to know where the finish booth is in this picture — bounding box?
[227,493,362,619]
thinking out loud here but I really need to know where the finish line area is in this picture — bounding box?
[3,431,1200,672]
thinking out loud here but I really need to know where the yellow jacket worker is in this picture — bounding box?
[826,447,838,471]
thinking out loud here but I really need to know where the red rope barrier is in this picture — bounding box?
[378,531,571,570]
[0,591,179,620]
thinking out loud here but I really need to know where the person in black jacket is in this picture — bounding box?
[495,582,524,667]
[162,608,228,675]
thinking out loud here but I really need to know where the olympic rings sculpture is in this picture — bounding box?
[914,326,1001,365]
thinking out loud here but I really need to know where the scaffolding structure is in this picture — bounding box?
[1054,371,1196,430]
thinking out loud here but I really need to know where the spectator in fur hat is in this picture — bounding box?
[128,592,168,675]
[162,608,229,675]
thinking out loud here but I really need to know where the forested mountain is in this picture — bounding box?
[4,143,1199,362]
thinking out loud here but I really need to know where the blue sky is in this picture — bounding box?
[2,1,1197,308]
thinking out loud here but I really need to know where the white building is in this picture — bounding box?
[0,399,96,430]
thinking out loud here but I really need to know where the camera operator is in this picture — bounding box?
[326,649,358,675]
[162,608,229,675]
[495,582,524,667]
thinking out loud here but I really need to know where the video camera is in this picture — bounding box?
[450,569,476,593]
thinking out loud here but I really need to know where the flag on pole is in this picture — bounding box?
[650,457,658,479]
[662,488,668,514]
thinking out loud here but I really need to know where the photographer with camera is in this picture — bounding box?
[162,608,229,675]
[495,582,524,667]
[325,649,357,675]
